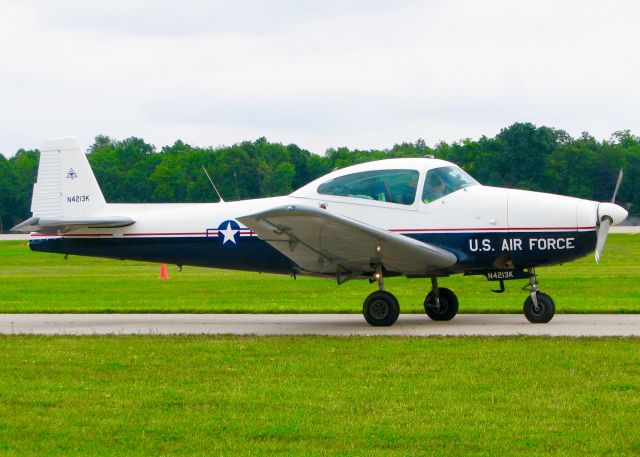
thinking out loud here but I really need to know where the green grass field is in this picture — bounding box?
[1,335,639,456]
[2,239,640,456]
[0,234,638,313]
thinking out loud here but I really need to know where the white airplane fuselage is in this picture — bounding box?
[30,182,610,276]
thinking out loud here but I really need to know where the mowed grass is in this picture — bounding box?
[0,234,638,313]
[1,335,639,456]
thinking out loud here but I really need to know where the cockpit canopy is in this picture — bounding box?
[318,169,420,205]
[422,166,478,203]
[316,165,478,205]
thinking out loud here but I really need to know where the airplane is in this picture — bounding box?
[12,137,629,326]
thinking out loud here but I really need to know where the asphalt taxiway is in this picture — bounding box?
[1,313,639,336]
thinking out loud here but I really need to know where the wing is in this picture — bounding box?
[238,204,456,277]
[11,216,135,233]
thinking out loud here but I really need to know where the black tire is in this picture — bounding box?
[363,291,400,326]
[523,292,555,323]
[424,287,459,321]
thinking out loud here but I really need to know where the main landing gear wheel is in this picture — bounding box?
[523,291,555,323]
[424,287,459,321]
[363,291,400,327]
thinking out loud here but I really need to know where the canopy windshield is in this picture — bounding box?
[422,166,478,203]
[318,169,420,205]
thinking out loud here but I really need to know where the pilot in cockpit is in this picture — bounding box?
[423,171,448,203]
[398,172,419,204]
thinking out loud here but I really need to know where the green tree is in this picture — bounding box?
[3,126,639,222]
[8,149,38,228]
[0,155,16,231]
[262,162,295,196]
[492,123,563,190]
[89,135,156,202]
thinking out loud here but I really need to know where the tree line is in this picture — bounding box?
[1,122,638,232]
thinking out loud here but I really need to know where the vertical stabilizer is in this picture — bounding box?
[31,137,106,219]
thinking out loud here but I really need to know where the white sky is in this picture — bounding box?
[1,0,639,156]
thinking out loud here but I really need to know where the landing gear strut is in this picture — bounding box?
[522,268,555,323]
[424,277,459,321]
[362,266,400,326]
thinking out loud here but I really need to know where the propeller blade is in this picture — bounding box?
[595,217,611,264]
[611,169,623,203]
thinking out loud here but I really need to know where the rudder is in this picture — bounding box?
[31,137,106,219]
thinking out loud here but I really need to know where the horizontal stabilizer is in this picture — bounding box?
[11,216,135,233]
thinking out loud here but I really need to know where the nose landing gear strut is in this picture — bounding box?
[464,267,556,323]
[522,268,555,323]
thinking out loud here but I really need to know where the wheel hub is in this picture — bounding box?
[370,300,389,319]
[428,297,447,314]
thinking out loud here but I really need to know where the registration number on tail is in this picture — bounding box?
[66,195,90,203]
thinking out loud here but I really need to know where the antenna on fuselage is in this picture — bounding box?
[201,165,225,203]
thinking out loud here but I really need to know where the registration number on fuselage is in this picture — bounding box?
[468,237,575,253]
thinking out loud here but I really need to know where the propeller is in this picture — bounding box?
[594,216,611,264]
[595,169,626,263]
[611,169,623,204]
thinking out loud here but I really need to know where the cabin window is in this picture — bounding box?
[317,169,420,205]
[422,166,478,203]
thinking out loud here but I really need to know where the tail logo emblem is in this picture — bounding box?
[66,168,78,180]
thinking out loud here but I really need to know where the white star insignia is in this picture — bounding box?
[219,222,239,244]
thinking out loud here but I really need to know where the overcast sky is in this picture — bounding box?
[1,0,638,156]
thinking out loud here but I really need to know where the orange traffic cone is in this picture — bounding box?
[159,263,170,280]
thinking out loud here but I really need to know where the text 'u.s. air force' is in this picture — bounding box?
[469,237,575,252]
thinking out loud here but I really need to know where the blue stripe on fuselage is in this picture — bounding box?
[29,229,597,274]
[29,236,295,274]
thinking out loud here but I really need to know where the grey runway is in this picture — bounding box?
[1,313,639,336]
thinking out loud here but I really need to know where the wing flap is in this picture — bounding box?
[238,204,456,276]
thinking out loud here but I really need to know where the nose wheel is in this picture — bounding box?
[523,291,555,323]
[522,269,555,323]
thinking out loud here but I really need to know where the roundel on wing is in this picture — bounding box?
[217,220,241,247]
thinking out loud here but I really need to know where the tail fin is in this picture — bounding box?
[11,137,134,232]
[31,137,106,219]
